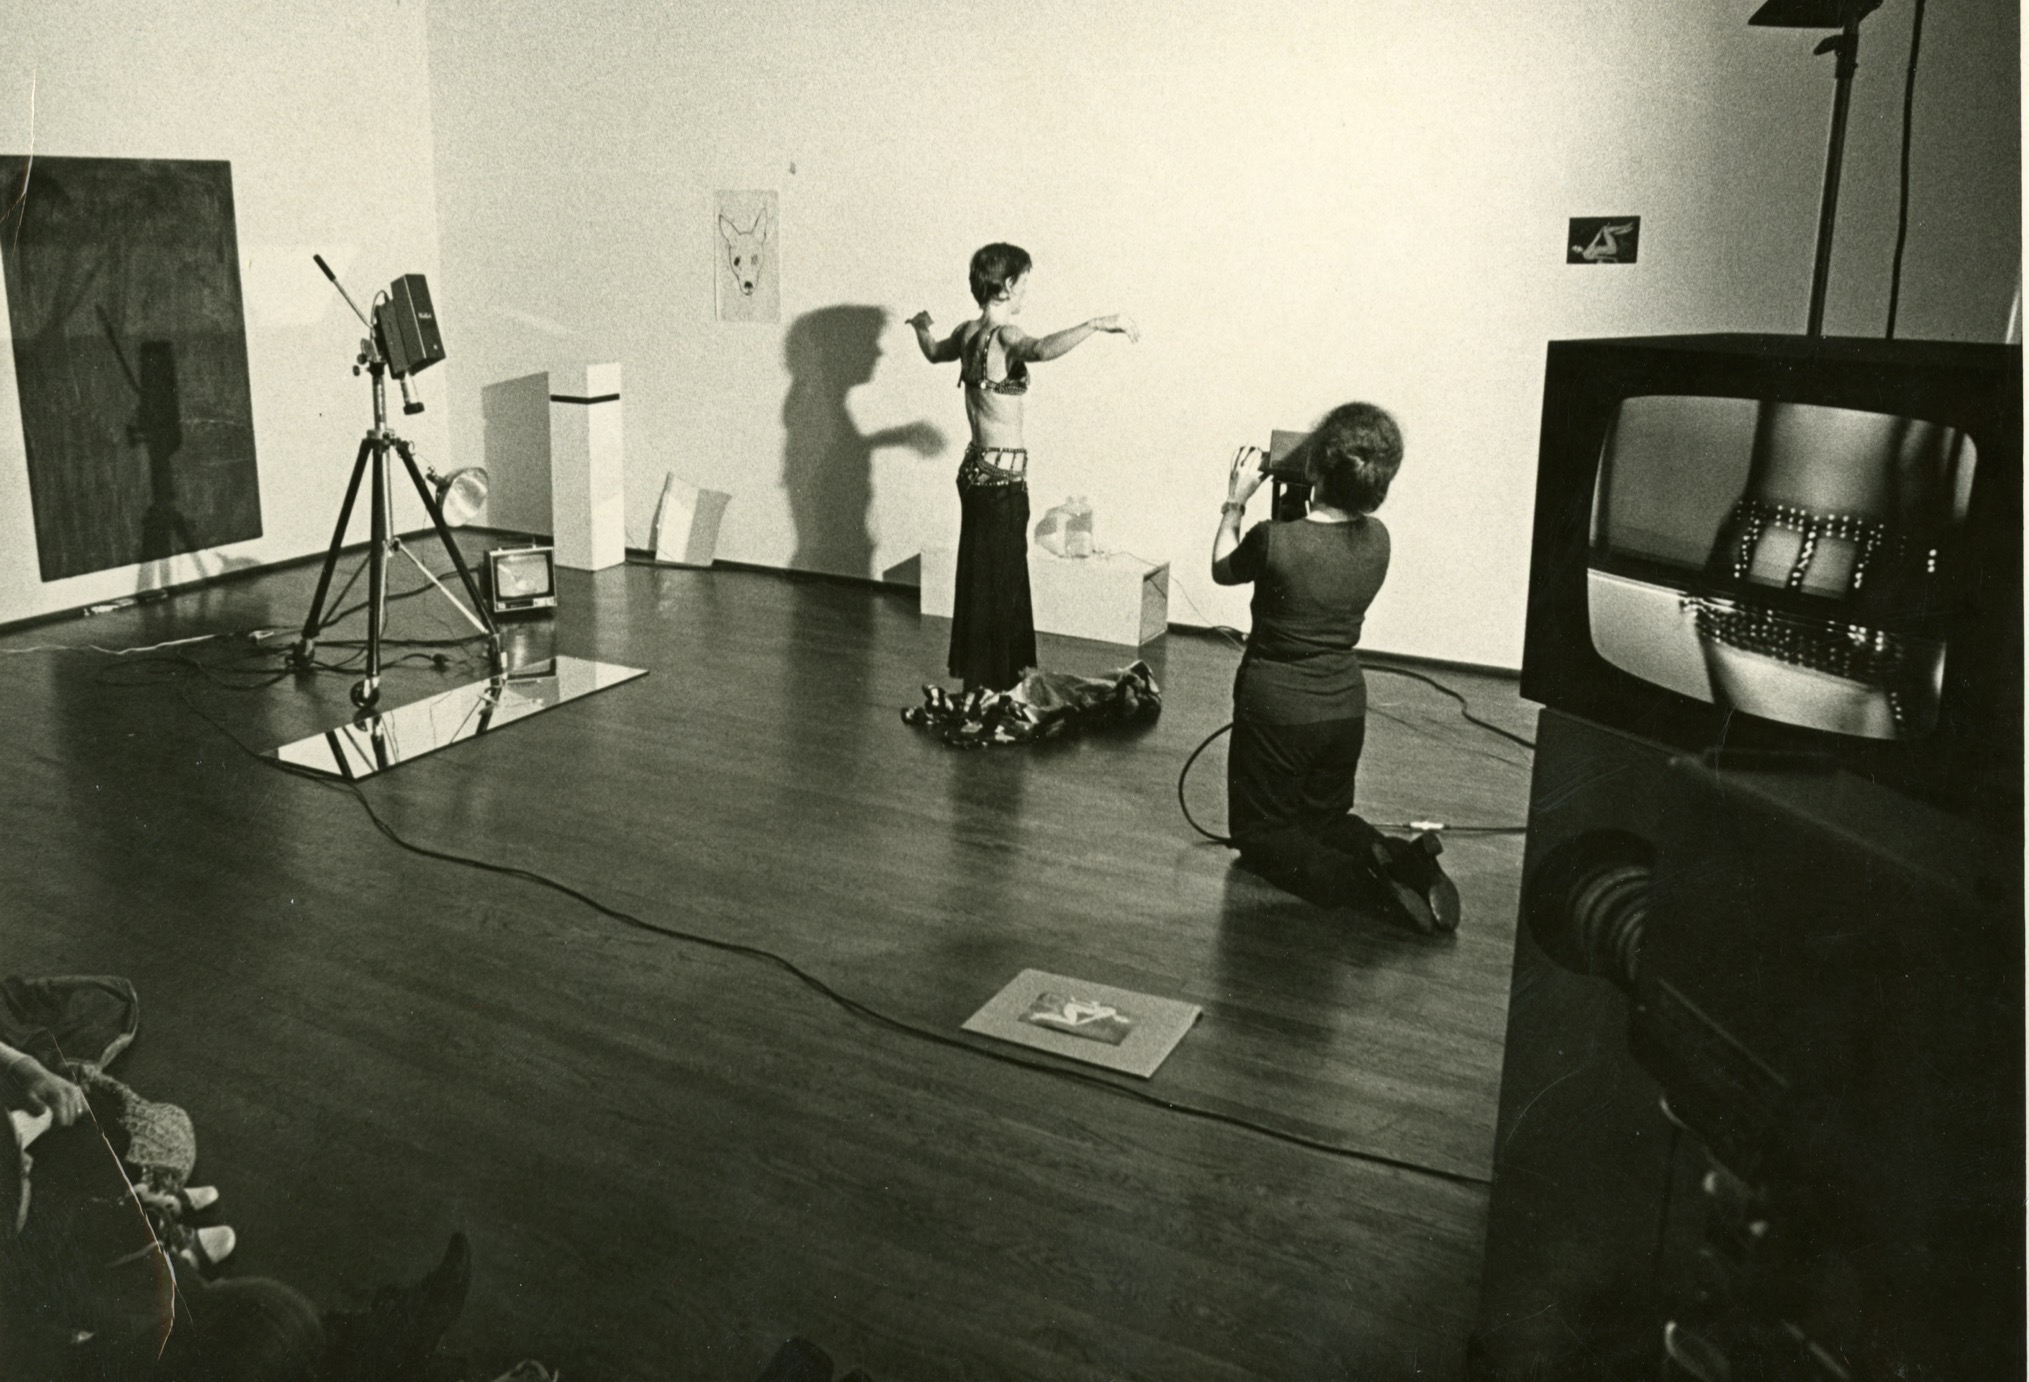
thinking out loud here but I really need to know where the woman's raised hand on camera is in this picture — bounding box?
[1227,445,1268,505]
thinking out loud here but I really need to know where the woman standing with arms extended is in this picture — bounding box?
[1212,403,1461,933]
[910,242,1136,692]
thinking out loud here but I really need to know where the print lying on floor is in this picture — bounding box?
[964,970,1201,1078]
[1021,993,1136,1046]
[0,156,262,580]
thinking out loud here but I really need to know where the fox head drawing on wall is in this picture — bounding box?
[719,208,771,297]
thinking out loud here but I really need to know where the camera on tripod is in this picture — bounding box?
[372,273,444,415]
[293,255,499,706]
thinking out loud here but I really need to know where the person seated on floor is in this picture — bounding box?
[3,1039,473,1382]
[4,1030,234,1268]
[1211,402,1461,933]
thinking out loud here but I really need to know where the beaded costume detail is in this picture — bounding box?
[1720,497,1939,593]
[1693,497,1945,733]
[958,444,1028,488]
[959,325,1030,396]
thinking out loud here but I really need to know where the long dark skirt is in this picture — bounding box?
[949,458,1036,691]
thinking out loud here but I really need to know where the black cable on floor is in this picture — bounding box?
[1171,631,1535,843]
[1364,661,1536,752]
[1174,718,1527,845]
[1178,722,1235,844]
[1174,619,1536,753]
[163,680,1490,1189]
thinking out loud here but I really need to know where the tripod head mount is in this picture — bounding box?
[315,254,438,415]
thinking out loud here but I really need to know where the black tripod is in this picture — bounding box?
[292,296,499,709]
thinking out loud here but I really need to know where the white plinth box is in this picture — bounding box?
[550,364,625,572]
[920,547,1169,648]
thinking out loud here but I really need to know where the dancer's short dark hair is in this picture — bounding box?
[969,243,1033,305]
[1309,402,1404,514]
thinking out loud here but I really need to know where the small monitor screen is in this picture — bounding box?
[1587,396,1975,742]
[492,548,554,601]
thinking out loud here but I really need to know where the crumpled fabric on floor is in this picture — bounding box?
[0,973,140,1075]
[902,660,1161,747]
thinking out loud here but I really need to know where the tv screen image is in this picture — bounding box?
[487,545,557,613]
[1588,395,1974,742]
[1521,334,2020,824]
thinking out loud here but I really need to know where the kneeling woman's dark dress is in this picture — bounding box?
[1225,515,1394,907]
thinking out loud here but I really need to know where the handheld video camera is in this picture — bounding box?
[1263,429,1312,521]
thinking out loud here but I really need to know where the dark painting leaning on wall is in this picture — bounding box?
[0,156,261,582]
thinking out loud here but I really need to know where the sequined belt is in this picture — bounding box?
[1683,595,1934,732]
[1718,497,1937,594]
[959,444,1028,488]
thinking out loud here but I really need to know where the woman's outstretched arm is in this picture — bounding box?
[908,312,965,364]
[1007,315,1139,363]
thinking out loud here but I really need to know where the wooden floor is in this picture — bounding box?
[0,547,1538,1381]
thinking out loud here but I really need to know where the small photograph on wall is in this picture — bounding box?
[714,190,779,323]
[1567,216,1640,265]
[0,155,263,581]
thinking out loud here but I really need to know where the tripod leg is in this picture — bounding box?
[295,436,376,669]
[394,438,502,670]
[352,437,389,709]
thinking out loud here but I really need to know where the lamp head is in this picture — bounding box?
[429,467,488,528]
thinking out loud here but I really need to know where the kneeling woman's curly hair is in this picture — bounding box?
[1307,402,1404,515]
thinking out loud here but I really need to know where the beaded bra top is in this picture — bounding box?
[959,325,1029,396]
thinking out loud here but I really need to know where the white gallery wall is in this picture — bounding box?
[421,0,2018,669]
[0,1,2014,666]
[0,0,448,626]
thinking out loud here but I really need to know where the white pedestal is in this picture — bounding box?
[549,363,624,572]
[920,546,1169,648]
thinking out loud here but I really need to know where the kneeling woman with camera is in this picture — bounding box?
[1211,402,1460,933]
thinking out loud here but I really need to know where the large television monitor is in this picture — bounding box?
[1521,334,2021,825]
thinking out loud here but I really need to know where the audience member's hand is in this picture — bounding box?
[6,1054,87,1126]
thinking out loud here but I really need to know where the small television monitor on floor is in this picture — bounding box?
[1520,333,2021,824]
[485,544,557,616]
